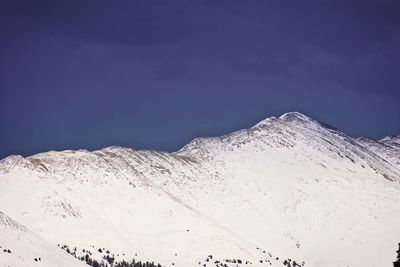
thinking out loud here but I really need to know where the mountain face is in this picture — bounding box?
[0,112,399,267]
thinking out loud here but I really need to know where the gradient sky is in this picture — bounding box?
[1,0,400,158]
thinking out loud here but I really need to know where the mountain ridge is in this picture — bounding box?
[1,111,398,160]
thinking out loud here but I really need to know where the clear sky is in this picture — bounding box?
[1,0,399,158]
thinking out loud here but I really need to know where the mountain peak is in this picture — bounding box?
[278,111,312,121]
[254,111,314,128]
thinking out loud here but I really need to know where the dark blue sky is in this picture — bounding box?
[1,0,400,158]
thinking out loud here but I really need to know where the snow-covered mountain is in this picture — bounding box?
[0,112,399,267]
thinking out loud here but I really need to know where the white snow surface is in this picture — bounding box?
[0,211,88,267]
[0,112,399,267]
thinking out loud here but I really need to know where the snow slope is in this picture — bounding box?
[0,211,87,267]
[0,112,399,267]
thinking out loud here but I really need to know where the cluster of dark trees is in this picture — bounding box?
[81,256,161,267]
[197,252,306,267]
[394,243,400,267]
[112,261,161,267]
[59,244,161,267]
[57,242,400,267]
[283,259,302,267]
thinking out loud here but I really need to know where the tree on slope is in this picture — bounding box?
[394,243,400,267]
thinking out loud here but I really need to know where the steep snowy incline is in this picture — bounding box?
[0,211,88,267]
[0,112,399,267]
